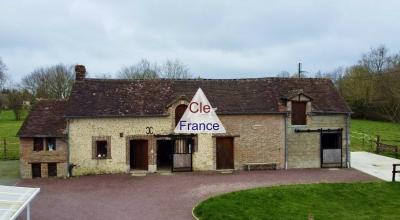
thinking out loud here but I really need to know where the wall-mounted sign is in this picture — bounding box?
[174,88,226,134]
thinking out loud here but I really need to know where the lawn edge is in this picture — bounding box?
[191,181,382,220]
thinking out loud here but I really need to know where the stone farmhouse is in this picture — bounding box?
[18,65,351,178]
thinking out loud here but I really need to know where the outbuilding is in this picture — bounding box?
[18,65,351,178]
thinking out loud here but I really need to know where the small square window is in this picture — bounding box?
[96,140,108,159]
[33,138,44,151]
[46,138,56,151]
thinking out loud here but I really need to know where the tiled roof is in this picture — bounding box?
[65,77,351,118]
[17,100,67,137]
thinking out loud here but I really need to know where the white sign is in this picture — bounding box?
[174,88,226,134]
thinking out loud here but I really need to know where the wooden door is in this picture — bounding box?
[216,137,234,169]
[32,163,41,178]
[131,140,148,170]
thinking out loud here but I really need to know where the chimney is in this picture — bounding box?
[75,65,86,81]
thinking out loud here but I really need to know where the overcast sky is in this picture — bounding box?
[1,0,400,82]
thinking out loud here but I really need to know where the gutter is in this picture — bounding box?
[284,113,288,169]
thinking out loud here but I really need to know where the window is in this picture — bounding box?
[291,101,307,125]
[175,104,188,126]
[46,138,56,151]
[96,140,108,159]
[92,136,111,159]
[48,163,57,177]
[33,138,44,151]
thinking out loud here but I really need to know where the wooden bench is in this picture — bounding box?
[243,163,276,171]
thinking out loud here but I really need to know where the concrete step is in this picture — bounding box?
[158,171,173,176]
[130,170,148,177]
[217,169,234,174]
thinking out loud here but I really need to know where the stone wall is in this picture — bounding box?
[222,115,285,170]
[192,115,285,170]
[20,138,68,178]
[69,113,286,174]
[287,114,348,168]
[68,117,172,175]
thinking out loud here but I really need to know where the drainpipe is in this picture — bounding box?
[345,113,351,168]
[66,120,71,177]
[284,113,288,169]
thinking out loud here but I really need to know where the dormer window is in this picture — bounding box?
[175,104,188,126]
[291,101,307,125]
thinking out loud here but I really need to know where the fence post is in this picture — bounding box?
[393,164,396,182]
[376,135,380,153]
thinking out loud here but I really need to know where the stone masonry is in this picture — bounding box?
[20,138,68,178]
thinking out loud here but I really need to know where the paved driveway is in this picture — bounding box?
[351,151,400,181]
[17,169,377,220]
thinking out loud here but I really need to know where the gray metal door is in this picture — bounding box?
[172,137,193,172]
[321,132,342,167]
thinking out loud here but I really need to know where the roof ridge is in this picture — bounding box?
[83,77,332,82]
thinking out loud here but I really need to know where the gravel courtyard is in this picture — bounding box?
[17,169,378,220]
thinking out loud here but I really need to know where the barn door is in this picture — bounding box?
[172,137,193,172]
[131,140,148,170]
[216,137,234,169]
[321,132,342,168]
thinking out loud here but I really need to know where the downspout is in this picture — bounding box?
[284,113,288,169]
[345,113,351,168]
[66,119,71,177]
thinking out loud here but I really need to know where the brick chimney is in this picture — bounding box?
[75,65,86,81]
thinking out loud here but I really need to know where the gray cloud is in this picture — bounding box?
[1,0,400,81]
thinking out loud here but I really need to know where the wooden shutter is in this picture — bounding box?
[175,104,188,126]
[291,102,307,125]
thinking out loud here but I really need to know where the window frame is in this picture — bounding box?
[291,101,307,125]
[46,138,57,151]
[33,138,44,151]
[92,136,112,159]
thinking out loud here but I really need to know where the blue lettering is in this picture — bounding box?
[179,120,187,130]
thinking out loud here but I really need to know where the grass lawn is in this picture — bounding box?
[351,119,400,153]
[194,182,400,220]
[0,160,20,185]
[0,110,27,160]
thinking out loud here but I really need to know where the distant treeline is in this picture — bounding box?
[2,47,400,122]
[321,46,400,122]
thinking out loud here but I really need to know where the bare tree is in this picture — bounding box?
[118,59,160,80]
[276,71,290,77]
[359,45,391,73]
[7,90,24,120]
[118,59,193,80]
[22,64,74,99]
[161,59,192,79]
[0,57,7,91]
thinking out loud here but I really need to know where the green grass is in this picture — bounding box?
[0,160,20,185]
[0,110,27,160]
[351,119,400,153]
[194,182,400,220]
